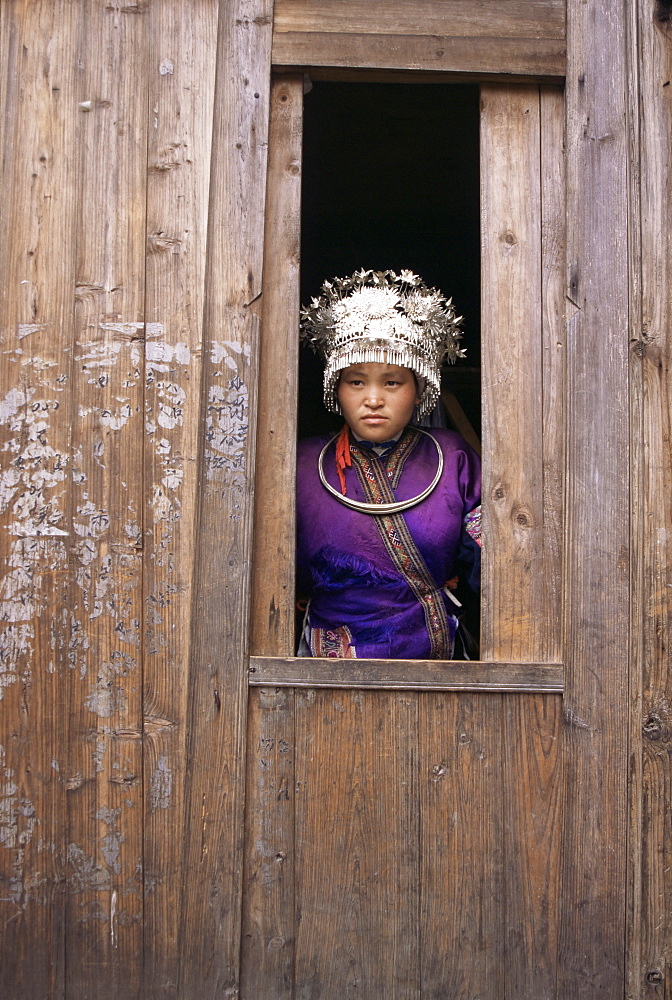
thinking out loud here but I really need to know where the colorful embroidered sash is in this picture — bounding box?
[349,429,453,659]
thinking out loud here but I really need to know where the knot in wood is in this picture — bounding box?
[643,713,665,741]
[511,503,533,529]
[491,483,506,503]
[647,969,665,985]
[500,230,518,248]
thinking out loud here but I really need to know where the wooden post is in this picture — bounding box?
[627,1,672,996]
[560,1,630,994]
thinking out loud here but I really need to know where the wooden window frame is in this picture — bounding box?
[250,71,564,694]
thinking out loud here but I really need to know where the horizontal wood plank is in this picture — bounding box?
[249,657,564,692]
[274,0,566,39]
[272,31,565,78]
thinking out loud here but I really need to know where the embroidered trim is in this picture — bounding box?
[464,504,482,547]
[349,437,453,659]
[385,427,421,489]
[310,625,356,658]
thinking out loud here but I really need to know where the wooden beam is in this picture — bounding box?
[272,32,566,79]
[249,656,564,692]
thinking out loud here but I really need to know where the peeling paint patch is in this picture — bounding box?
[150,755,172,811]
[205,371,248,481]
[67,842,111,893]
[17,323,47,340]
[0,623,34,697]
[0,745,39,907]
[85,661,128,718]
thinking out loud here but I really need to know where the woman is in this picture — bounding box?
[297,269,481,660]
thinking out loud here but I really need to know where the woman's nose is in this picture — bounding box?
[364,390,383,407]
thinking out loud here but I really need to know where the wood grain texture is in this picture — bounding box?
[481,84,559,661]
[480,83,565,998]
[249,656,564,692]
[560,0,630,994]
[272,31,566,78]
[274,0,566,39]
[141,3,218,996]
[293,689,420,999]
[419,693,503,997]
[176,2,274,995]
[0,3,78,995]
[241,687,296,999]
[500,85,565,1000]
[65,2,148,994]
[250,74,302,657]
[242,74,302,999]
[626,3,672,997]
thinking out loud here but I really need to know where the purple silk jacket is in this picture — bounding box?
[296,427,481,659]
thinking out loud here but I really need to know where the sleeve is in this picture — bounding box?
[456,442,481,593]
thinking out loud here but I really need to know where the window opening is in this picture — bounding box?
[298,82,481,651]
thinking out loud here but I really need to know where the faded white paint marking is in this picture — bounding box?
[150,755,172,811]
[159,58,174,75]
[156,382,186,429]
[145,322,165,338]
[17,323,46,340]
[67,842,111,893]
[0,387,34,424]
[111,889,118,947]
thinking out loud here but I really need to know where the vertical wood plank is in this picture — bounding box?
[627,2,672,996]
[0,3,78,995]
[560,0,630,994]
[480,83,546,660]
[65,2,148,995]
[250,73,302,658]
[419,694,504,999]
[141,3,218,996]
[241,688,296,999]
[293,689,420,999]
[177,2,274,994]
[481,84,565,998]
[242,72,302,1000]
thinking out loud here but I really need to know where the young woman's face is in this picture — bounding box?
[337,362,420,443]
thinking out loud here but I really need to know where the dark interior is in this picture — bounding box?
[299,80,481,442]
[298,81,482,647]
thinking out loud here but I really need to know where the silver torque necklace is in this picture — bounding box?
[317,427,444,515]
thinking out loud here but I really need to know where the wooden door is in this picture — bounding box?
[244,77,567,999]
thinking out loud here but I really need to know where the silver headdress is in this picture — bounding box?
[300,269,464,419]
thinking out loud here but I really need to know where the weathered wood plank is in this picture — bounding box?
[242,73,303,1000]
[141,3,218,996]
[293,689,420,999]
[419,693,504,996]
[250,74,302,657]
[272,31,566,78]
[177,2,274,995]
[627,3,672,996]
[241,687,296,999]
[0,3,78,995]
[65,2,148,994]
[559,0,630,994]
[249,656,564,692]
[274,0,566,39]
[481,83,565,997]
[480,84,546,661]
